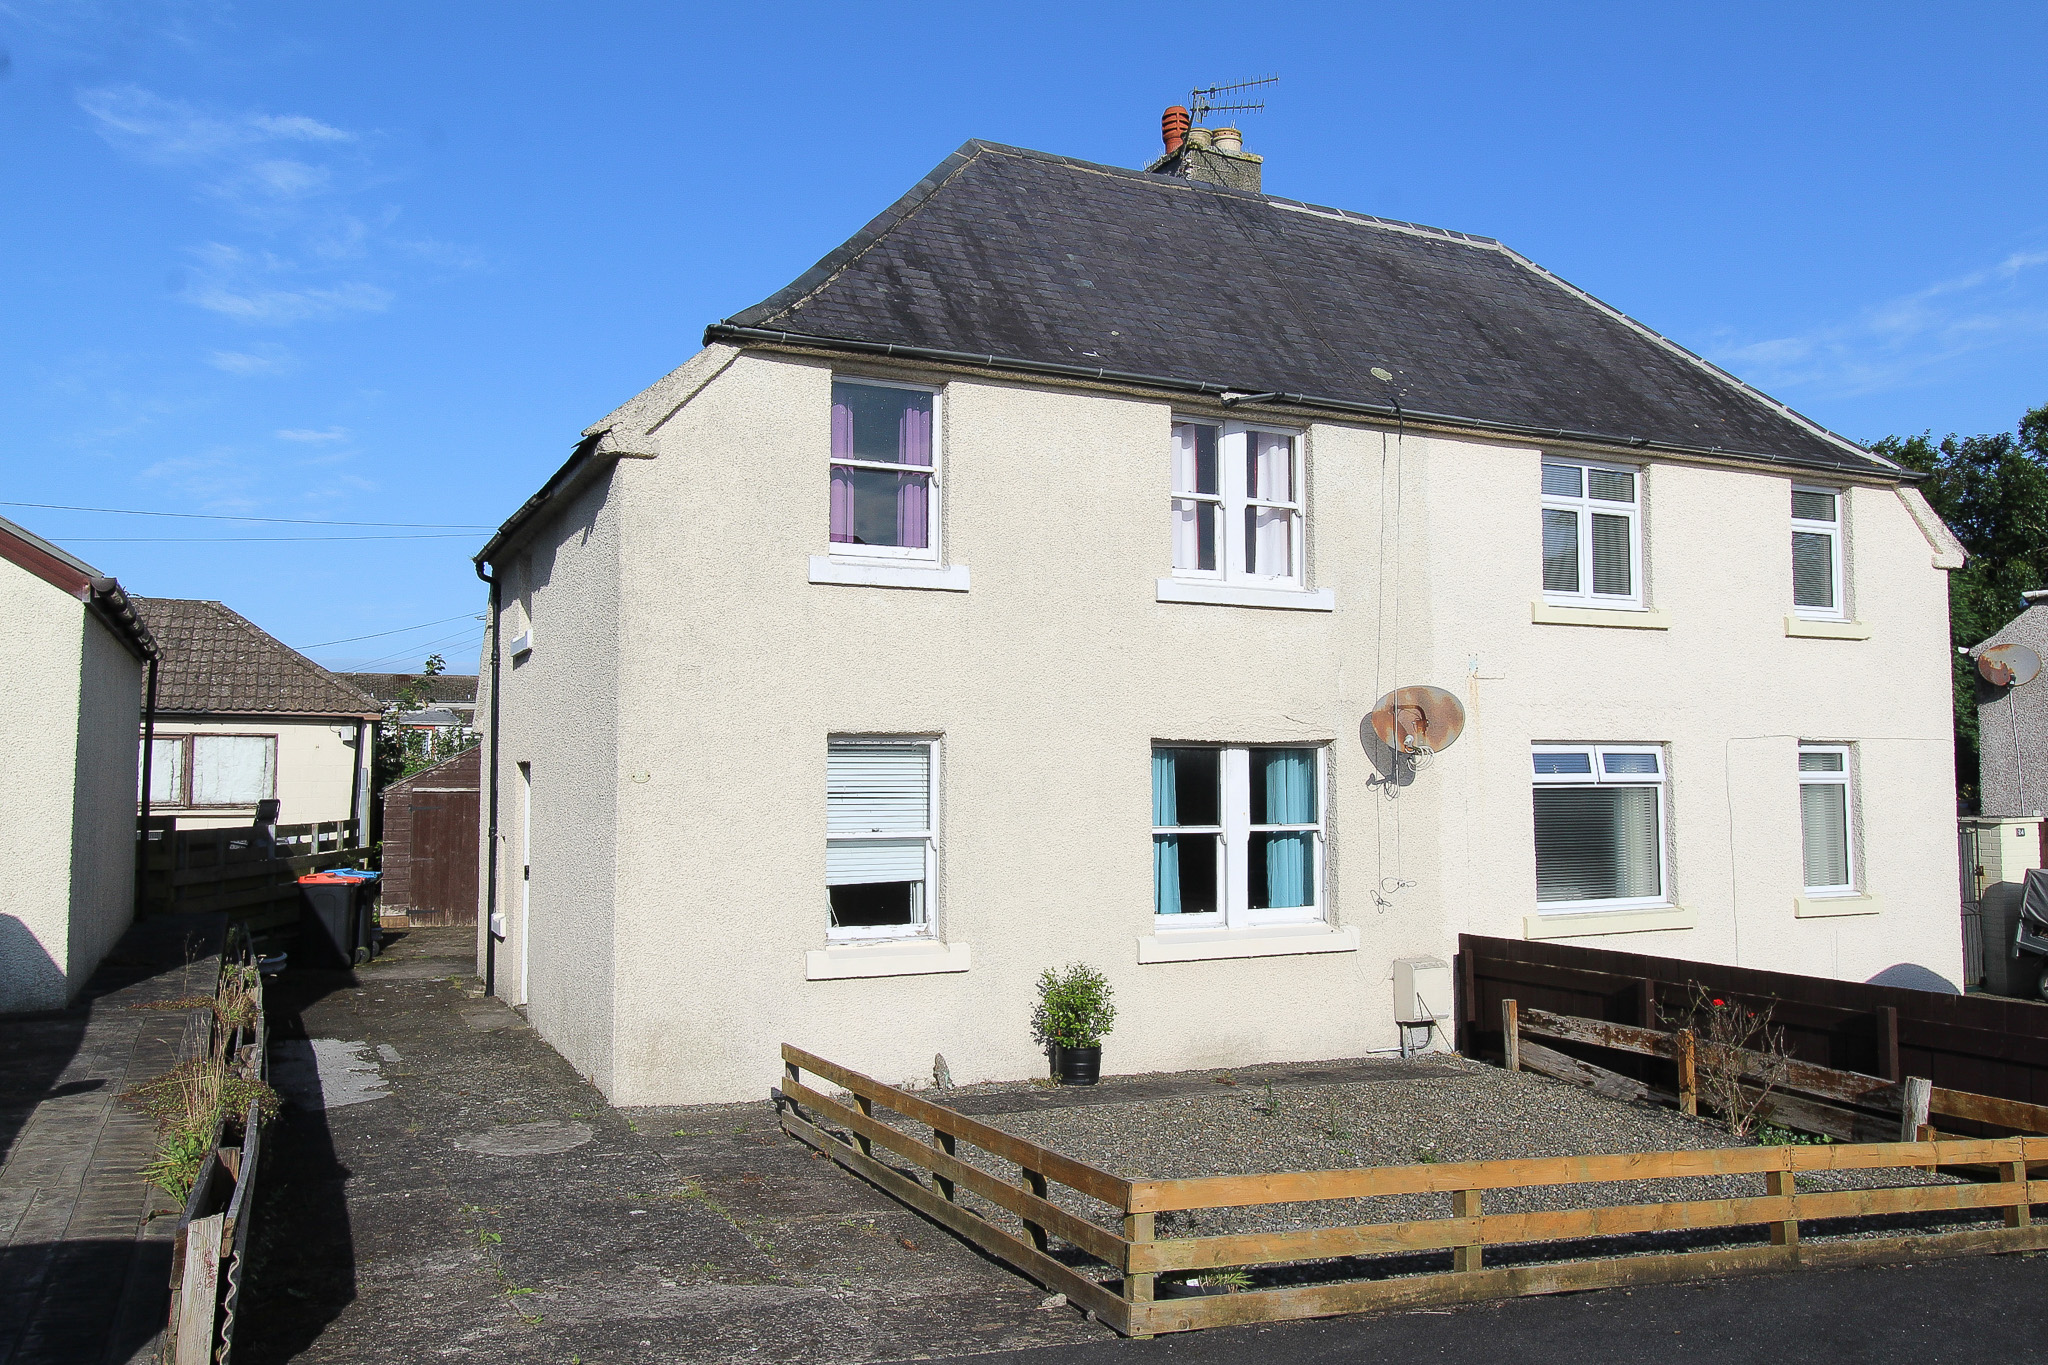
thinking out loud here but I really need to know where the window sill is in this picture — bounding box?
[808,556,969,593]
[1156,579,1335,612]
[508,630,533,658]
[1523,906,1695,939]
[1530,602,1670,630]
[1785,616,1870,640]
[1794,893,1881,918]
[805,939,971,980]
[1137,922,1358,964]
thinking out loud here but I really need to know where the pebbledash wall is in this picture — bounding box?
[0,555,144,1012]
[481,347,1964,1107]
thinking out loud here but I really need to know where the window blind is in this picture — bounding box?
[146,738,184,804]
[1801,782,1850,888]
[1793,532,1835,609]
[827,744,928,833]
[826,837,926,886]
[1534,786,1660,902]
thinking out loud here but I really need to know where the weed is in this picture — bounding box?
[122,963,280,1201]
[478,1230,503,1246]
[1757,1124,1832,1147]
[1412,1144,1441,1164]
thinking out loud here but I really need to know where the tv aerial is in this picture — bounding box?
[1979,643,2043,688]
[1189,76,1278,126]
[1369,686,1467,763]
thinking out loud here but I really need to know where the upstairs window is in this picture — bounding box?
[1798,745,1855,894]
[1541,460,1641,608]
[1532,745,1667,910]
[830,380,937,561]
[1153,744,1324,927]
[826,739,934,940]
[1170,421,1303,586]
[1791,487,1845,620]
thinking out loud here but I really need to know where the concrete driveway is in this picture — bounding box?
[240,927,2048,1364]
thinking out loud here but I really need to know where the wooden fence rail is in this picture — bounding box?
[141,819,359,924]
[779,1046,2048,1338]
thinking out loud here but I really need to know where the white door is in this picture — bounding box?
[518,762,532,1003]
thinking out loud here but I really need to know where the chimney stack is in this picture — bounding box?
[1147,106,1263,193]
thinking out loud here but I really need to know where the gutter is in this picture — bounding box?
[473,432,606,571]
[476,558,502,998]
[702,323,1923,485]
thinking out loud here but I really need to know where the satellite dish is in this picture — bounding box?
[1979,643,2043,688]
[1369,686,1466,756]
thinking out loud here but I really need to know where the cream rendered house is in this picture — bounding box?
[475,134,1966,1107]
[133,598,380,840]
[0,516,156,1012]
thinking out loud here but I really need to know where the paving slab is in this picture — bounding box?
[236,927,1110,1364]
[0,913,223,1365]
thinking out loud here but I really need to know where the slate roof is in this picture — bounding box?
[133,597,380,717]
[719,141,1890,478]
[337,673,478,707]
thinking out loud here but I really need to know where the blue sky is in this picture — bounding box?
[3,2,2043,672]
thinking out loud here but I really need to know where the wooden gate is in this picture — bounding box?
[377,747,480,926]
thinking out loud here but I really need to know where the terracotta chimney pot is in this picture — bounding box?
[1161,106,1190,155]
[1211,127,1243,153]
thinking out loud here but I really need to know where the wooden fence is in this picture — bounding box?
[165,928,268,1365]
[778,1045,2048,1338]
[142,818,359,927]
[1458,934,2048,1109]
[1504,1001,2048,1147]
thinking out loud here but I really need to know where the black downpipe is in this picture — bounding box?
[134,656,159,920]
[477,561,502,997]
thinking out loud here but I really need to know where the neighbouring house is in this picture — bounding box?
[0,516,157,1012]
[133,598,381,841]
[1970,591,2048,821]
[473,122,1968,1106]
[339,671,480,763]
[378,745,481,927]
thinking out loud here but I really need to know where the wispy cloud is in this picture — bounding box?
[75,84,475,348]
[1710,249,2048,397]
[207,343,295,376]
[276,426,348,442]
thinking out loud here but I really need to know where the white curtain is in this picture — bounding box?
[144,738,184,804]
[192,735,275,807]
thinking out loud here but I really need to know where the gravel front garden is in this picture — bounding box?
[822,1052,1990,1287]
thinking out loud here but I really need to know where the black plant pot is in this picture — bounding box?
[1055,1044,1102,1086]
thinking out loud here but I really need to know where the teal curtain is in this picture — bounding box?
[1152,748,1181,915]
[1258,750,1315,909]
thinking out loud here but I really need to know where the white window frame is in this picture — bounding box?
[1540,458,1644,610]
[825,736,938,943]
[1531,743,1669,913]
[1152,744,1326,930]
[1168,418,1305,589]
[1790,485,1847,621]
[828,376,943,566]
[141,732,278,810]
[1798,743,1856,896]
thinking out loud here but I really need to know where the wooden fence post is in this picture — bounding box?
[1021,1166,1049,1250]
[1899,1076,1932,1143]
[934,1131,957,1203]
[854,1095,875,1156]
[1501,999,1521,1073]
[174,1212,225,1365]
[1675,1029,1698,1116]
[2002,1155,2032,1229]
[1765,1167,1798,1247]
[1875,1005,1900,1082]
[1124,1210,1155,1338]
[1452,1189,1482,1270]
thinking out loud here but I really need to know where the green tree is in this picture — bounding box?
[1872,403,2048,803]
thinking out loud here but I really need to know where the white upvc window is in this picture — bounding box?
[1152,744,1325,928]
[1791,486,1846,620]
[140,733,277,809]
[1170,420,1304,587]
[826,738,936,941]
[829,378,940,564]
[1541,459,1643,609]
[1798,744,1855,895]
[1531,744,1668,912]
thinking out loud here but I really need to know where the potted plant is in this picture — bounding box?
[1031,962,1117,1086]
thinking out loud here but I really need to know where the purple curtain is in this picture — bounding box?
[830,398,855,542]
[895,401,932,548]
